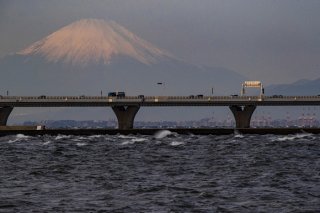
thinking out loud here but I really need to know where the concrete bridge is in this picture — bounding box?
[0,95,320,129]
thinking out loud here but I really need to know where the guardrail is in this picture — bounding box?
[1,95,320,100]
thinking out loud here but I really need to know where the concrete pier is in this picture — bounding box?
[229,105,256,128]
[112,105,140,130]
[0,106,13,126]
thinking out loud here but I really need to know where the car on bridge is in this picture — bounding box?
[117,92,126,97]
[272,95,283,98]
[138,95,145,101]
[38,95,46,99]
[108,92,116,97]
[108,92,126,98]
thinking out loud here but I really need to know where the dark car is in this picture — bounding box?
[230,94,238,97]
[38,95,46,99]
[196,94,204,98]
[79,95,86,99]
[117,92,126,97]
[108,92,117,97]
[138,95,145,101]
[272,95,283,98]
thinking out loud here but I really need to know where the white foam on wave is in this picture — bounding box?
[8,139,19,143]
[121,140,133,145]
[72,136,87,142]
[295,133,314,139]
[121,137,148,145]
[16,134,29,139]
[8,134,30,143]
[170,141,185,146]
[131,138,148,142]
[118,135,136,139]
[275,136,296,141]
[43,141,51,145]
[76,142,87,146]
[55,135,72,140]
[154,130,172,139]
[272,133,315,142]
[234,134,244,139]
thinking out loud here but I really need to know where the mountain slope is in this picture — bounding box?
[266,78,320,95]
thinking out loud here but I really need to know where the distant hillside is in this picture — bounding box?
[265,78,320,96]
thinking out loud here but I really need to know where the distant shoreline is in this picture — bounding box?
[1,128,320,136]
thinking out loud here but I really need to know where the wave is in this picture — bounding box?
[154,130,173,139]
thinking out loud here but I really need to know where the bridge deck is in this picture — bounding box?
[0,95,320,107]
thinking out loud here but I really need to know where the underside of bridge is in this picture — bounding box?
[0,106,13,126]
[111,105,140,130]
[229,105,256,128]
[0,105,256,129]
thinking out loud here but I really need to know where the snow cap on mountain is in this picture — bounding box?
[18,19,170,65]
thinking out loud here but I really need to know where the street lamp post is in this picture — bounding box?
[157,82,165,95]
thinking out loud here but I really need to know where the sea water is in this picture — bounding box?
[0,132,319,212]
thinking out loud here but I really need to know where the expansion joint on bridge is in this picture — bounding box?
[229,105,256,128]
[0,106,13,126]
[111,105,140,130]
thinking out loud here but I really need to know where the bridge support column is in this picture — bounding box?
[112,105,140,130]
[229,105,256,128]
[0,106,13,126]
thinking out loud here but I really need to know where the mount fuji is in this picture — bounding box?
[0,19,246,96]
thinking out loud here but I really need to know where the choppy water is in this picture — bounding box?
[0,131,319,212]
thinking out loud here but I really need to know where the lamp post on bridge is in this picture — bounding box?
[157,82,165,95]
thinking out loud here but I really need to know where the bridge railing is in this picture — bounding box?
[1,95,320,101]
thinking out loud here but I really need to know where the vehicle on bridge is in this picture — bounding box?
[272,95,283,98]
[108,92,116,97]
[117,92,125,97]
[138,95,145,102]
[108,92,126,98]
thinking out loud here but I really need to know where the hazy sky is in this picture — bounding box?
[1,0,320,84]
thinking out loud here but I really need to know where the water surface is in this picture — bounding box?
[0,132,319,212]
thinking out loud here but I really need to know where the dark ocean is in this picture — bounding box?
[0,131,319,212]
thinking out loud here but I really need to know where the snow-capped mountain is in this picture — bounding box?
[0,19,246,97]
[17,19,170,66]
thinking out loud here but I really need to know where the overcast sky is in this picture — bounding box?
[1,0,320,84]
